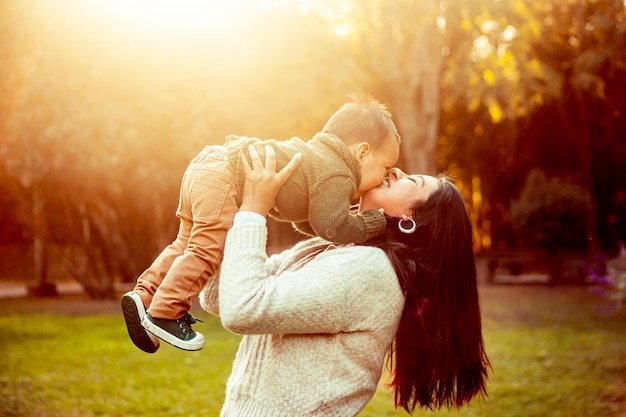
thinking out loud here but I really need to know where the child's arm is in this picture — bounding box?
[292,221,316,237]
[305,176,387,244]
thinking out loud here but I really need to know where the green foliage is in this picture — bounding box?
[442,0,563,125]
[510,169,591,252]
[438,0,626,250]
[0,0,360,294]
[1,0,625,286]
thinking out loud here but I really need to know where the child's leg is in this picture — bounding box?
[131,151,200,310]
[122,155,195,353]
[133,229,188,308]
[144,146,239,350]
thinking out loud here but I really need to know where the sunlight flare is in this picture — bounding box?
[75,0,251,40]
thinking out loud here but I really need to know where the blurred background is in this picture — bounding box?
[1,0,625,299]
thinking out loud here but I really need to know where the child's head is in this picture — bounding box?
[322,93,401,197]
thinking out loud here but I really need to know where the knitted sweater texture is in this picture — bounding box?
[225,133,386,244]
[200,224,405,417]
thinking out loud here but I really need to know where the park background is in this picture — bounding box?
[0,0,625,416]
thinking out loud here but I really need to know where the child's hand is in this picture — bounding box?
[240,145,302,217]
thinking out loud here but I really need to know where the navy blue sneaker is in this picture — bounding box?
[142,312,204,351]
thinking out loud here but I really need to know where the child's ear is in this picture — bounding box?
[355,142,371,163]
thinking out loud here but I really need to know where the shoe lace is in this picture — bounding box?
[182,313,203,326]
[175,313,204,336]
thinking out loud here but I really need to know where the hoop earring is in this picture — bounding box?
[398,218,417,234]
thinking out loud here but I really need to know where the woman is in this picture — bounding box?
[200,146,490,416]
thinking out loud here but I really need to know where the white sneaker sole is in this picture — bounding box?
[121,291,160,353]
[142,315,205,351]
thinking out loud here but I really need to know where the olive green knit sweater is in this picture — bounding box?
[225,133,386,244]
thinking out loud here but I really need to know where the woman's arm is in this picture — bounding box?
[201,146,300,315]
[219,227,400,335]
[217,145,402,335]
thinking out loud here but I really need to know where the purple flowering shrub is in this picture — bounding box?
[584,241,626,312]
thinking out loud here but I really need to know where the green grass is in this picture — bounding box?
[1,286,625,417]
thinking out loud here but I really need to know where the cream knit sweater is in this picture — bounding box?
[200,223,405,417]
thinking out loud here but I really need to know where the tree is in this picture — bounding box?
[0,0,363,296]
[324,0,447,174]
[439,0,626,252]
[438,0,563,251]
[510,169,591,283]
[539,0,626,252]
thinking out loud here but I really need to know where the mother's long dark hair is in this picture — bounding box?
[365,177,491,413]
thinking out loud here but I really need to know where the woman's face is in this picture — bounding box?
[359,168,440,218]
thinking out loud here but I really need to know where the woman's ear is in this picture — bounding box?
[354,142,371,164]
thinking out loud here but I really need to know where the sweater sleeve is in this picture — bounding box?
[218,224,401,335]
[199,211,269,316]
[306,176,386,244]
[199,250,286,316]
[198,273,220,315]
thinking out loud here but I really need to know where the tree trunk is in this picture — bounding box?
[388,19,444,176]
[29,184,56,297]
[391,86,439,175]
[548,250,563,286]
[565,0,594,256]
[354,1,445,175]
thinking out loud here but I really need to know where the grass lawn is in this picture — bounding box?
[0,285,625,417]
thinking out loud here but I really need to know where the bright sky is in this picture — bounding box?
[12,0,288,81]
[72,0,256,41]
[67,0,349,41]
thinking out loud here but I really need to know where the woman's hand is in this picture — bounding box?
[240,145,302,217]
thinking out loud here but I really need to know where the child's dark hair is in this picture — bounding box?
[365,177,491,413]
[322,93,400,149]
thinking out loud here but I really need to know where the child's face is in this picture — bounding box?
[359,168,440,218]
[355,135,400,197]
